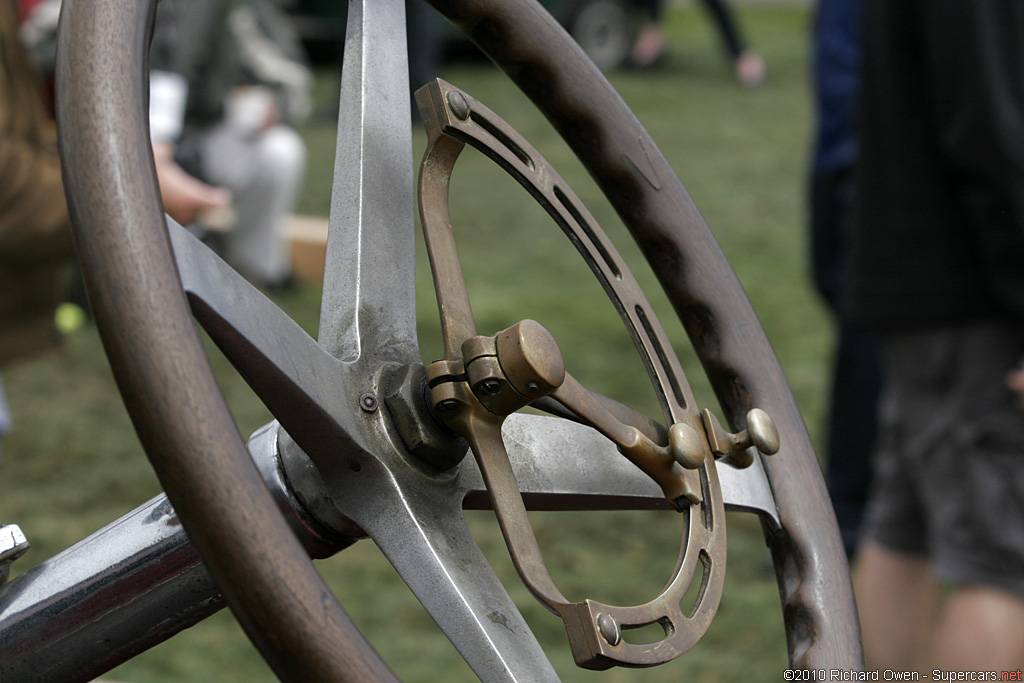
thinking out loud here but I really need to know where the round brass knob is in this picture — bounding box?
[668,422,706,469]
[746,408,780,455]
[495,319,566,397]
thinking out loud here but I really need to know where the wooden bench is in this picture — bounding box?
[285,214,329,283]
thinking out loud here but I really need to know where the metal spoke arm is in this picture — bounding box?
[465,414,781,527]
[318,0,418,366]
[168,222,375,481]
[0,496,220,683]
[356,480,561,682]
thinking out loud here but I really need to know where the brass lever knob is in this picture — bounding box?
[745,408,781,455]
[700,408,780,468]
[668,422,706,470]
[495,319,566,397]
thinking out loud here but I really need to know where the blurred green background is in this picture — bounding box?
[2,2,835,681]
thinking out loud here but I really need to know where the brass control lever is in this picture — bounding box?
[701,408,780,468]
[429,319,707,506]
[416,79,732,670]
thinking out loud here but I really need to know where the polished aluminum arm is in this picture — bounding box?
[0,496,218,682]
[0,425,341,681]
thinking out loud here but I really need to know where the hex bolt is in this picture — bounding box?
[359,393,379,413]
[475,379,503,396]
[596,613,621,646]
[383,364,469,470]
[447,90,471,121]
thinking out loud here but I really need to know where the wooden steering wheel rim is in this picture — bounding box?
[425,0,862,668]
[55,0,861,678]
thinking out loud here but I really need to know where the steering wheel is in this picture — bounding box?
[54,0,862,680]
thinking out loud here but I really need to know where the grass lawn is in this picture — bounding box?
[1,3,838,681]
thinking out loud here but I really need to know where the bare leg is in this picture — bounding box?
[855,541,940,670]
[930,586,1024,672]
[630,23,665,67]
[630,0,665,68]
[697,0,765,86]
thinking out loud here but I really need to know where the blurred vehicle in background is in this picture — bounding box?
[281,0,637,71]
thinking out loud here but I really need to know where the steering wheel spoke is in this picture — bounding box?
[169,221,370,471]
[461,414,783,529]
[336,463,561,683]
[318,0,419,367]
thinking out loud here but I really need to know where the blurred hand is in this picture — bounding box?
[152,142,232,225]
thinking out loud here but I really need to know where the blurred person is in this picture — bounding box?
[848,0,1024,672]
[808,0,880,559]
[148,0,312,289]
[630,0,765,86]
[1,0,229,453]
[0,0,77,453]
[23,0,312,289]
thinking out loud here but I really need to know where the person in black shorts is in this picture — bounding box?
[849,0,1024,672]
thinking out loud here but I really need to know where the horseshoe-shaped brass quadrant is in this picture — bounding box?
[415,79,729,670]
